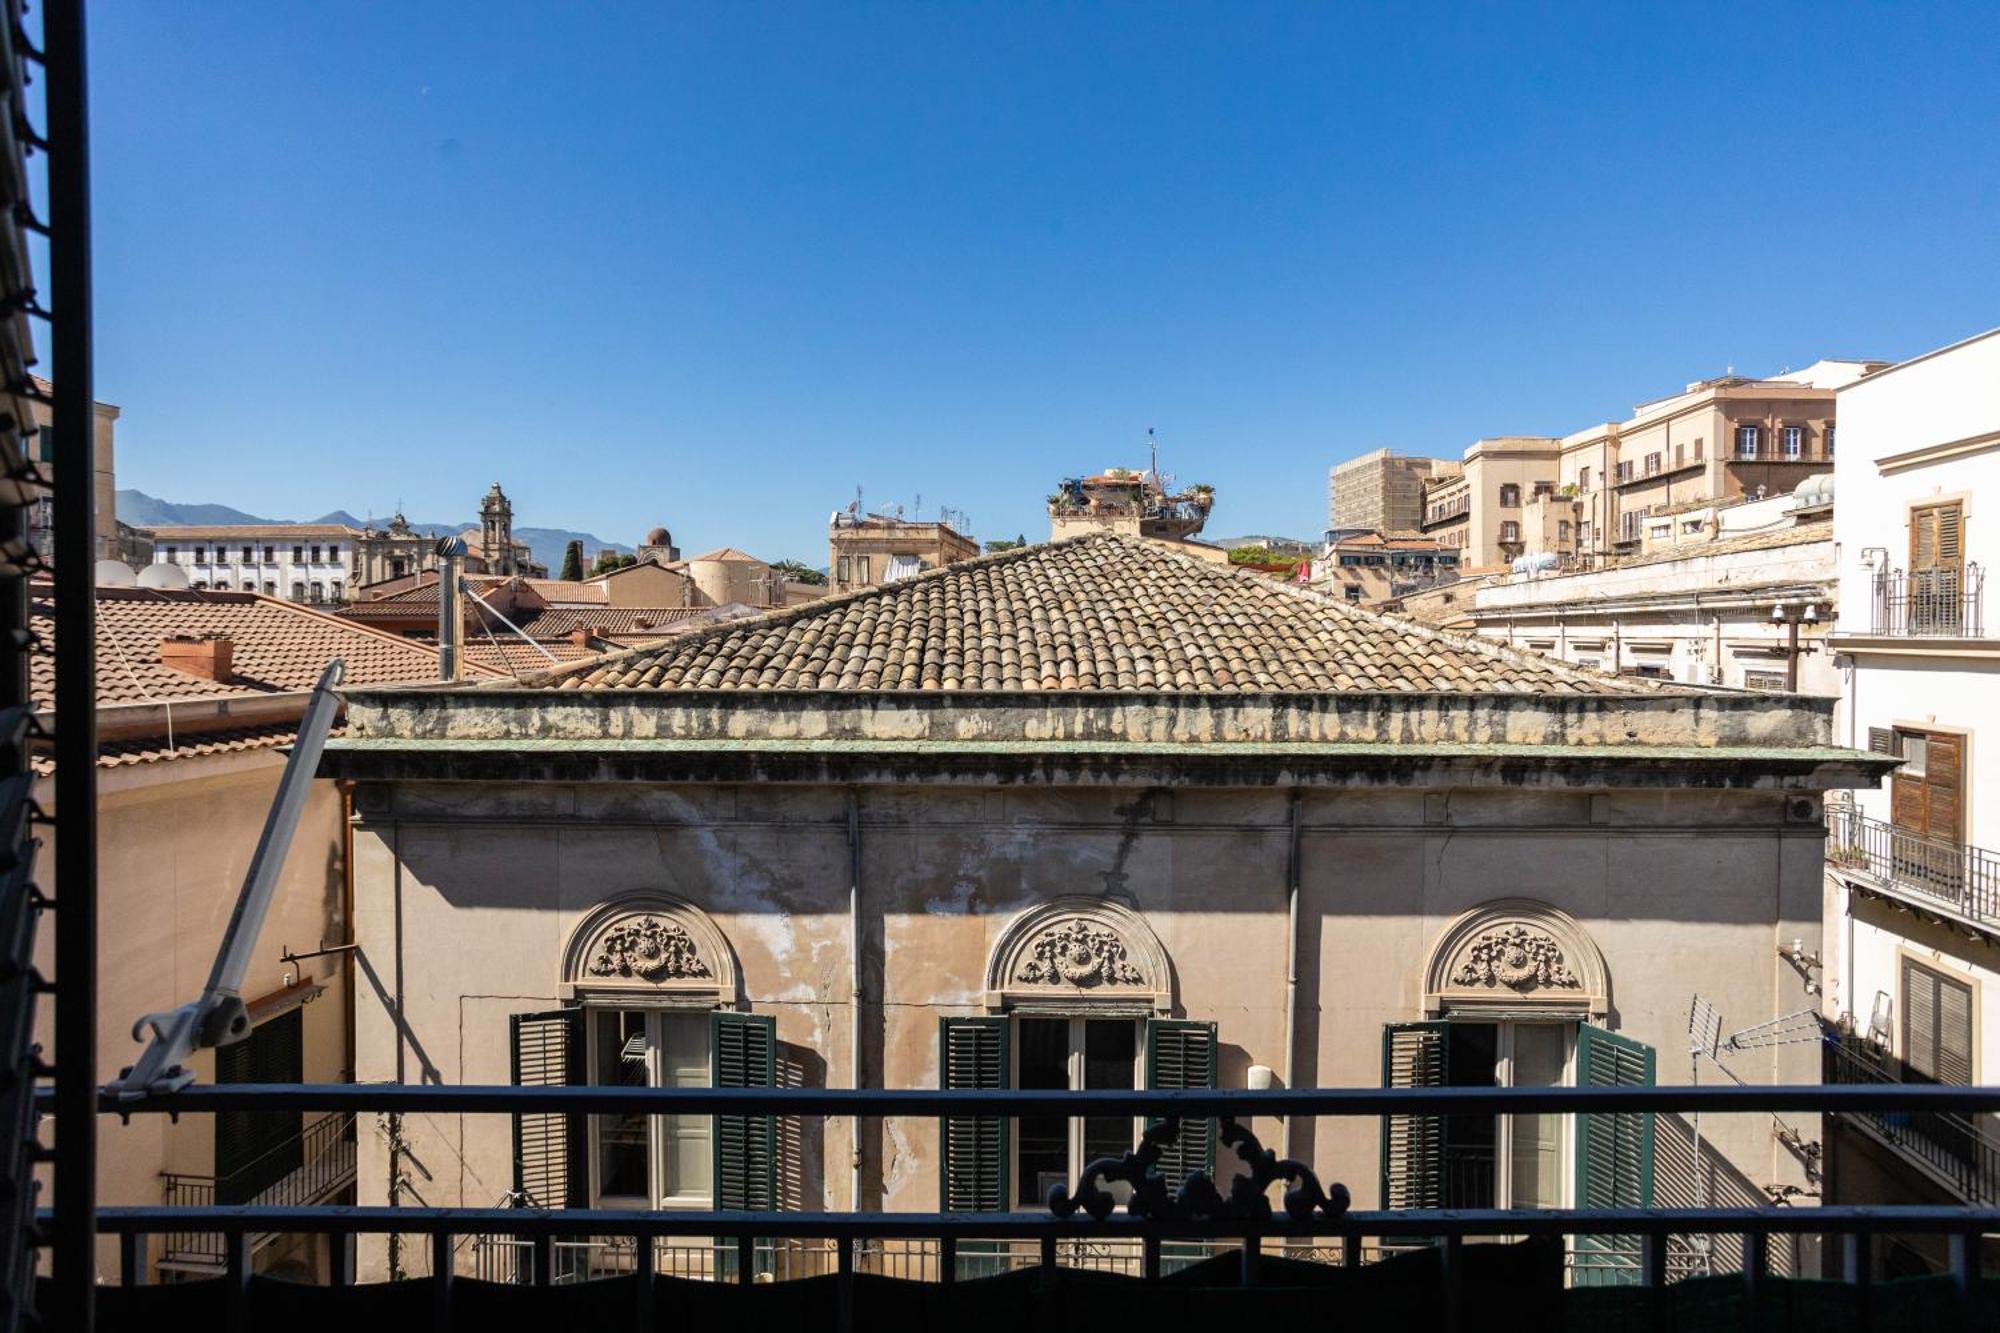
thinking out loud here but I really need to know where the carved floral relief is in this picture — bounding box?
[1015,919,1146,988]
[587,916,712,983]
[1449,924,1578,993]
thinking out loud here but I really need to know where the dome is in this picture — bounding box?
[137,563,191,590]
[645,527,673,547]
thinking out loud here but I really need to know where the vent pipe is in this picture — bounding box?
[436,536,467,682]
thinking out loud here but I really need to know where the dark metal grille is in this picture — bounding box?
[1871,565,1985,638]
[1826,1032,2000,1206]
[1826,806,2000,929]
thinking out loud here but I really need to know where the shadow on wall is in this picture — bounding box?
[778,1042,828,1213]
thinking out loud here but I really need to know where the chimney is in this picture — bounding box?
[160,634,234,682]
[570,628,594,648]
[436,536,467,682]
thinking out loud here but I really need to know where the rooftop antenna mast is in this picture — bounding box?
[1149,427,1159,487]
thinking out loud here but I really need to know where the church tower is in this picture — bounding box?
[480,481,516,575]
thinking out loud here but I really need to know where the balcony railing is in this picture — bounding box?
[1825,1033,2000,1205]
[1826,807,2000,930]
[155,1111,357,1269]
[1871,565,1985,638]
[49,1082,2000,1331]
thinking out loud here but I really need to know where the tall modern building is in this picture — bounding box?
[1327,448,1455,533]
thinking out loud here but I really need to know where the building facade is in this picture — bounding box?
[1420,437,1562,570]
[1819,328,2000,1276]
[1327,449,1455,534]
[828,511,978,595]
[324,535,1881,1284]
[26,376,126,565]
[1308,530,1459,607]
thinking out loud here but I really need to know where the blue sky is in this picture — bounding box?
[89,2,2000,561]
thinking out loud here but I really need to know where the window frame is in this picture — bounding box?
[1735,424,1761,459]
[584,1006,717,1211]
[1010,1014,1139,1210]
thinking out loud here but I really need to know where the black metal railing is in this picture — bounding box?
[46,1081,2000,1331]
[1826,807,2000,928]
[155,1112,356,1268]
[1825,1033,2000,1205]
[1872,565,1985,638]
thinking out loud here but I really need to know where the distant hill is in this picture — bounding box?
[1207,533,1317,553]
[117,490,632,569]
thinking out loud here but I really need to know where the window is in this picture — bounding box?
[192,545,206,563]
[1558,520,1572,541]
[1781,426,1803,459]
[164,545,177,559]
[1499,521,1521,542]
[1532,481,1553,499]
[328,543,341,559]
[263,581,276,595]
[1015,1017,1136,1208]
[1682,520,1704,535]
[1578,468,1590,492]
[309,581,325,603]
[1735,425,1760,459]
[1615,461,1632,483]
[264,545,275,562]
[1825,426,1835,458]
[588,1010,713,1206]
[310,545,322,564]
[1902,959,1974,1084]
[330,580,344,601]
[1645,452,1661,476]
[1674,444,1684,467]
[1383,1020,1654,1264]
[291,581,305,601]
[391,558,407,578]
[1499,484,1520,507]
[241,545,253,562]
[1909,501,1967,633]
[940,1017,1213,1213]
[1891,727,1963,843]
[1343,584,1362,603]
[836,556,850,583]
[293,545,305,562]
[1741,670,1787,691]
[1693,437,1704,461]
[214,1008,304,1205]
[856,556,870,584]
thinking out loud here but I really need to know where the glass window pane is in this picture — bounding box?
[592,1011,650,1202]
[657,1014,711,1201]
[1016,1018,1069,1207]
[1509,1025,1566,1209]
[1444,1022,1497,1208]
[1083,1022,1136,1199]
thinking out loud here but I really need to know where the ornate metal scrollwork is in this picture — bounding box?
[1048,1116,1349,1223]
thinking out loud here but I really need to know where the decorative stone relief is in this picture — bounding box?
[1449,924,1578,993]
[1015,919,1146,988]
[588,915,712,982]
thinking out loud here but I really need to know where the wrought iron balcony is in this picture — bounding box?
[1826,807,2000,932]
[1825,1033,2000,1206]
[156,1111,356,1270]
[47,1082,2000,1332]
[1870,565,1985,638]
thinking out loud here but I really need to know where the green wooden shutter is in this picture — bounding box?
[510,1007,585,1208]
[1573,1023,1656,1286]
[1146,1019,1217,1189]
[1380,1021,1448,1209]
[712,1011,778,1211]
[939,1017,1009,1212]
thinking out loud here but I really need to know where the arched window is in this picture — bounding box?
[290,581,305,601]
[938,898,1206,1213]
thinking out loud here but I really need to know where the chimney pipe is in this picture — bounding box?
[436,536,467,682]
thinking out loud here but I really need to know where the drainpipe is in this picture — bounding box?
[846,790,864,1212]
[1281,790,1302,1163]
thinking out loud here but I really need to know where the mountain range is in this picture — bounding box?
[115,489,633,569]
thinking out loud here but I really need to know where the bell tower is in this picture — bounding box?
[480,482,516,575]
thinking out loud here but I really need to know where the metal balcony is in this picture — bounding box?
[156,1112,357,1270]
[1826,1033,1999,1206]
[1826,808,2000,933]
[1871,566,1986,638]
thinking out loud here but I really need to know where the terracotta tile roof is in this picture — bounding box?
[520,579,608,605]
[524,534,1667,694]
[28,585,499,713]
[509,607,710,636]
[461,637,599,675]
[30,721,346,776]
[687,546,763,564]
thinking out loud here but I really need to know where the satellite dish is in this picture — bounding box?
[93,560,137,588]
[137,563,191,590]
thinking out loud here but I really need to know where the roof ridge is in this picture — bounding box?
[504,534,1101,689]
[243,591,508,679]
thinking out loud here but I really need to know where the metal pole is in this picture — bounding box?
[47,0,99,1324]
[1786,617,1800,692]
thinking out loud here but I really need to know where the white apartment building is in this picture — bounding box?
[149,524,359,604]
[1820,327,2000,1278]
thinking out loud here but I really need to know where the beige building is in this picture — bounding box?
[323,534,1885,1284]
[1308,530,1460,608]
[1327,449,1456,534]
[1420,437,1562,570]
[30,579,494,1281]
[828,511,978,595]
[26,375,127,565]
[1562,362,1883,559]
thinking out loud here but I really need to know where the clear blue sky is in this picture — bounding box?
[89,2,2000,561]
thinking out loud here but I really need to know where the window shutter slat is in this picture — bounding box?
[939,1017,1008,1212]
[1146,1020,1217,1189]
[1379,1022,1447,1210]
[1573,1024,1656,1287]
[510,1008,584,1209]
[712,1011,778,1211]
[1868,727,1897,755]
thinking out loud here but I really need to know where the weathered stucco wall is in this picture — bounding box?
[348,776,1826,1279]
[35,754,350,1280]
